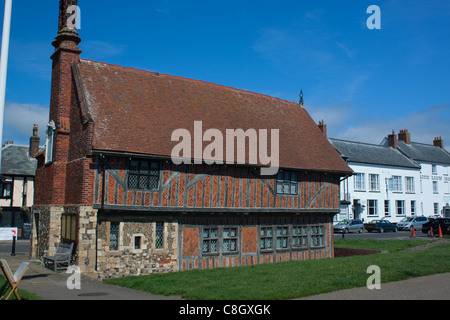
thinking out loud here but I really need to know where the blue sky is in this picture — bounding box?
[1,0,449,147]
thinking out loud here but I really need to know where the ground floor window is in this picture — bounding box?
[310,225,325,248]
[155,222,164,249]
[203,228,218,253]
[202,226,239,254]
[259,224,326,251]
[260,227,273,250]
[396,200,405,216]
[109,222,120,251]
[61,214,78,243]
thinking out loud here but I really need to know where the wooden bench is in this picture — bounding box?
[43,242,74,272]
[0,259,30,300]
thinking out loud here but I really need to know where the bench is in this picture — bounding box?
[43,242,74,272]
[0,259,30,300]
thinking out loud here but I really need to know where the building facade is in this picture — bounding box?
[30,0,352,279]
[329,136,421,223]
[381,130,450,218]
[0,127,39,238]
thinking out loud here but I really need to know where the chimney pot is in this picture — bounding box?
[388,131,398,149]
[433,136,444,149]
[398,129,411,145]
[30,124,40,158]
[318,120,327,137]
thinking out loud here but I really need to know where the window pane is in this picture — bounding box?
[128,174,139,189]
[140,161,149,174]
[139,175,149,189]
[130,160,139,173]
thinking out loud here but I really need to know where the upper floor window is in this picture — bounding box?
[369,174,379,191]
[389,176,402,192]
[276,170,298,195]
[433,181,439,194]
[432,165,437,175]
[127,159,161,190]
[0,182,12,199]
[405,177,415,193]
[354,173,365,191]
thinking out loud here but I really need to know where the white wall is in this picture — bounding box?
[419,163,450,216]
[339,163,421,223]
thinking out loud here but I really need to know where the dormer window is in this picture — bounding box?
[45,121,56,165]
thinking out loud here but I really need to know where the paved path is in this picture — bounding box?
[1,253,182,300]
[301,272,450,300]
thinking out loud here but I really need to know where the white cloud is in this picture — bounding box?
[3,102,49,145]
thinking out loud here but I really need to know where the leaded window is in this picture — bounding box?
[223,228,238,252]
[276,171,299,195]
[109,222,120,251]
[260,227,273,250]
[310,225,325,248]
[292,226,308,248]
[155,222,164,249]
[276,227,289,249]
[128,159,160,190]
[203,228,218,253]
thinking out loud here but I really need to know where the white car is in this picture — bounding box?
[397,216,428,231]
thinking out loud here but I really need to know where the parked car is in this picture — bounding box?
[333,219,365,234]
[421,218,450,236]
[397,216,429,231]
[364,219,397,233]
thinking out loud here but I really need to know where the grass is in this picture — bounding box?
[334,238,435,252]
[0,275,43,300]
[105,239,450,300]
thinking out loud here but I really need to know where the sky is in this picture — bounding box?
[0,0,449,147]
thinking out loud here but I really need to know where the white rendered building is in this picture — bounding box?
[329,137,422,223]
[381,130,450,218]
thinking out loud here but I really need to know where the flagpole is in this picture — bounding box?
[0,0,12,170]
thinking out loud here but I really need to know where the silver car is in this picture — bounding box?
[333,219,365,234]
[397,216,429,231]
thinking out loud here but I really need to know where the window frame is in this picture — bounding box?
[109,222,120,251]
[354,173,365,191]
[310,225,325,248]
[368,174,380,192]
[155,222,164,250]
[0,182,12,199]
[433,181,439,194]
[384,200,390,216]
[405,177,415,193]
[396,200,405,216]
[127,159,161,191]
[367,199,378,216]
[61,213,78,243]
[276,170,299,196]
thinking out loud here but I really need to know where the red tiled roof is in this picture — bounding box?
[77,59,352,174]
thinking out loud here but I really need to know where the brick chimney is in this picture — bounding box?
[388,131,397,149]
[318,120,327,137]
[42,0,82,205]
[29,124,40,158]
[433,137,444,149]
[398,129,411,145]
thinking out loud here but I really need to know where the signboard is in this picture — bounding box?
[0,228,18,241]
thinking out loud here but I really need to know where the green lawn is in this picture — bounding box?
[0,276,42,300]
[105,239,450,300]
